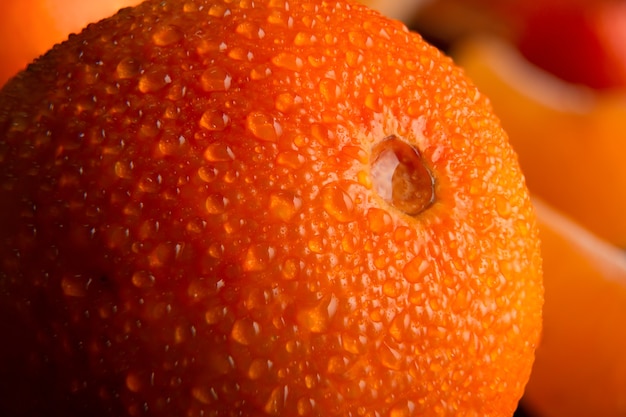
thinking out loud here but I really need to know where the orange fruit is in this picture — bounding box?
[522,199,626,417]
[0,0,543,416]
[454,36,626,246]
[0,0,141,86]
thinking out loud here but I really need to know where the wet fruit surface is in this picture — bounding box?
[0,0,543,416]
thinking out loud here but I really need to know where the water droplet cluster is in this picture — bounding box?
[0,0,543,416]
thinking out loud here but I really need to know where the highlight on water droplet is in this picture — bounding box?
[370,135,435,216]
[200,66,232,92]
[321,183,354,222]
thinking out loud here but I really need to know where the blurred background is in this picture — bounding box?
[2,1,626,416]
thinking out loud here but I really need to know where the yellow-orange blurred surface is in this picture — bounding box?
[0,0,141,86]
[524,199,626,417]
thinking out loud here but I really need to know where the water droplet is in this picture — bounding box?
[242,244,275,272]
[183,2,198,12]
[379,343,403,370]
[114,161,133,179]
[345,50,364,67]
[205,306,224,324]
[175,324,195,344]
[235,21,260,39]
[203,142,235,162]
[191,386,214,405]
[297,295,338,333]
[198,166,218,183]
[366,208,393,234]
[294,32,317,46]
[271,52,303,71]
[125,372,142,393]
[275,92,299,112]
[138,70,172,93]
[321,183,354,222]
[148,243,174,268]
[307,236,325,254]
[342,333,366,354]
[116,57,140,79]
[269,192,302,221]
[382,278,400,296]
[348,31,373,48]
[208,4,229,17]
[276,151,305,168]
[389,311,408,343]
[250,64,272,80]
[132,271,155,288]
[228,47,251,61]
[365,92,381,111]
[246,111,281,142]
[280,258,300,280]
[389,401,415,417]
[152,25,183,46]
[199,110,230,131]
[61,275,87,297]
[205,194,228,214]
[310,124,334,146]
[264,386,286,415]
[157,135,185,156]
[403,257,430,283]
[297,397,314,416]
[371,136,435,216]
[319,78,340,102]
[248,358,269,380]
[200,66,232,92]
[495,195,512,218]
[231,319,260,346]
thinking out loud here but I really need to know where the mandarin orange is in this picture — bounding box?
[0,0,543,416]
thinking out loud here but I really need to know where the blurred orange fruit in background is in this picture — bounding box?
[0,0,141,86]
[525,199,626,417]
[0,0,543,416]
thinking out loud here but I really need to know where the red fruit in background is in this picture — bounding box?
[516,1,626,90]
